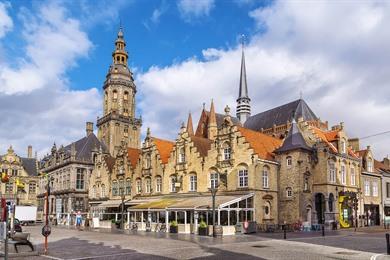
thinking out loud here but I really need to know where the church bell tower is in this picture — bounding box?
[97,26,142,156]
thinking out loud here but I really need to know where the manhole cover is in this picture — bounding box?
[334,252,358,255]
[252,245,267,248]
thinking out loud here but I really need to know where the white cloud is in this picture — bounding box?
[0,2,100,157]
[0,2,13,38]
[137,1,390,159]
[177,0,215,22]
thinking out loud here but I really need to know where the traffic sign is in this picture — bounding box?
[42,225,51,237]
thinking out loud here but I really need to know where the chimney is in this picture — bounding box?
[348,138,360,151]
[384,156,390,167]
[27,145,33,158]
[86,122,93,136]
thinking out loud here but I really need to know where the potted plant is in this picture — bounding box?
[198,220,208,236]
[111,219,117,229]
[169,220,178,233]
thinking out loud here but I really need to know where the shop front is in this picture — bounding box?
[338,191,358,228]
[364,204,380,226]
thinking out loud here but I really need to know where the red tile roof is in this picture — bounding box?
[153,137,175,164]
[127,148,141,168]
[311,127,338,152]
[237,126,282,160]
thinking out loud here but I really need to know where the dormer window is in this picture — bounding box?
[341,140,346,154]
[367,158,373,172]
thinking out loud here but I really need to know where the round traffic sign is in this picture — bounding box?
[42,225,51,237]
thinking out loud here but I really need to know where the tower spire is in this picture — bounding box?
[236,34,251,125]
[112,24,128,66]
[187,111,194,136]
[208,99,218,140]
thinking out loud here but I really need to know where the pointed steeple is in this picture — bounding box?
[275,118,311,153]
[236,34,251,125]
[187,112,194,136]
[208,99,218,140]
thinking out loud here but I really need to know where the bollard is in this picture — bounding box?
[386,233,390,255]
[322,225,325,237]
[284,227,286,239]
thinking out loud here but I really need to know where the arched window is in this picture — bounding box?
[328,193,334,212]
[113,90,118,100]
[135,179,141,194]
[329,161,336,183]
[145,177,151,193]
[238,168,248,187]
[178,147,185,163]
[126,178,131,195]
[156,176,162,193]
[189,174,197,192]
[223,142,231,160]
[262,166,269,188]
[124,91,129,101]
[350,167,356,186]
[264,201,271,219]
[210,172,219,189]
[286,156,292,167]
[340,163,346,185]
[112,181,118,196]
[286,187,292,198]
[170,176,176,192]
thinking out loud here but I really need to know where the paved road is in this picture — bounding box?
[1,225,388,259]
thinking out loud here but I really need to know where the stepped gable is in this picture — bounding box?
[237,126,282,160]
[152,137,175,164]
[127,148,141,168]
[190,135,212,157]
[244,99,318,131]
[275,120,311,153]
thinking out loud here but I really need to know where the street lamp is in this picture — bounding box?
[119,187,125,230]
[209,183,219,238]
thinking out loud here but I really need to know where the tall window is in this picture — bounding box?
[119,179,124,194]
[286,156,292,167]
[101,184,106,197]
[350,167,356,186]
[112,181,118,196]
[329,161,336,183]
[372,181,378,197]
[189,175,197,192]
[156,176,162,193]
[76,168,85,189]
[124,91,129,101]
[210,172,219,189]
[170,176,176,192]
[113,90,118,100]
[178,147,185,163]
[364,180,370,196]
[340,164,346,185]
[238,169,248,187]
[145,178,151,193]
[262,167,269,188]
[367,158,373,172]
[29,182,36,194]
[126,178,131,195]
[11,169,18,176]
[136,179,142,194]
[286,187,292,198]
[223,142,231,160]
[340,140,346,154]
[145,154,151,169]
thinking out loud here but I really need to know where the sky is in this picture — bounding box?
[0,0,389,160]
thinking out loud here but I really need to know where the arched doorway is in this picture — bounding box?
[315,193,325,224]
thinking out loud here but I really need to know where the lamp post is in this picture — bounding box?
[119,187,125,230]
[44,176,54,255]
[209,183,219,238]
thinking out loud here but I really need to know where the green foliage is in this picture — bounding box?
[199,221,207,228]
[111,219,116,224]
[170,220,178,227]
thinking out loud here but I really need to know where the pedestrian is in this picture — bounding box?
[76,211,82,230]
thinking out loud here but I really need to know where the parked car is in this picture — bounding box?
[7,218,23,232]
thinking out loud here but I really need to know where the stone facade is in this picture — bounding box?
[0,146,39,206]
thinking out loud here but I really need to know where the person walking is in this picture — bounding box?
[76,211,82,230]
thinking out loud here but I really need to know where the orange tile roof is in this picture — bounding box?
[324,130,339,142]
[311,127,338,152]
[127,148,141,168]
[153,137,175,164]
[103,156,116,172]
[375,159,390,172]
[348,147,359,159]
[356,149,367,158]
[237,126,282,160]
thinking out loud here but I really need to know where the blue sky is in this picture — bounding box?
[0,0,389,160]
